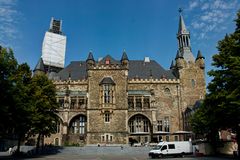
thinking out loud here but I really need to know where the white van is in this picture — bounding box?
[149,141,193,158]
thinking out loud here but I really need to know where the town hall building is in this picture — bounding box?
[34,13,206,146]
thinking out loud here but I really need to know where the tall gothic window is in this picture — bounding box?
[164,117,170,132]
[143,97,150,108]
[99,77,115,104]
[53,120,61,133]
[157,120,163,131]
[136,116,142,132]
[70,115,87,134]
[58,97,64,108]
[128,96,134,109]
[143,120,149,132]
[70,97,77,109]
[136,97,142,110]
[79,116,85,134]
[78,97,86,109]
[103,84,111,103]
[129,120,134,132]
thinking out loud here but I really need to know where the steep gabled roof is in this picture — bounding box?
[99,77,116,85]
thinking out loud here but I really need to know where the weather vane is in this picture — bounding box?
[178,8,183,14]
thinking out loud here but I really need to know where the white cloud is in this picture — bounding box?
[186,0,240,39]
[189,1,199,10]
[201,3,209,10]
[191,21,205,29]
[0,0,20,46]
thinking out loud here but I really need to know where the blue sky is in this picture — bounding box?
[0,0,239,84]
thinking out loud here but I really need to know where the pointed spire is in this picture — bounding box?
[177,9,195,62]
[196,50,205,59]
[34,57,45,72]
[178,8,188,34]
[170,60,175,69]
[121,49,129,62]
[86,50,95,62]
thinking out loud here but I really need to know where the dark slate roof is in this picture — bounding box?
[56,61,87,80]
[99,77,116,85]
[128,60,176,79]
[54,57,177,80]
[34,58,45,72]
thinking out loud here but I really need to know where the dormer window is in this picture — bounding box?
[105,58,110,65]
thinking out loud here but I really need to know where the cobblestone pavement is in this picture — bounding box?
[33,146,233,160]
[0,146,235,160]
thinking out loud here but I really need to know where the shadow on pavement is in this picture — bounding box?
[0,146,63,159]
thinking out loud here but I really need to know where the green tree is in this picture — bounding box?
[191,10,240,155]
[0,47,18,136]
[0,46,58,153]
[28,73,58,151]
[0,46,33,153]
[10,63,33,153]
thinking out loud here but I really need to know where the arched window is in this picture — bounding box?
[164,88,171,95]
[128,115,150,133]
[164,117,170,132]
[99,77,115,104]
[55,138,59,146]
[103,84,111,103]
[69,115,87,134]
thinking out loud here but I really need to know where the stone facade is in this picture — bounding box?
[36,13,206,146]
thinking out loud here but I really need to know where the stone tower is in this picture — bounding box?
[173,10,206,120]
[86,52,129,144]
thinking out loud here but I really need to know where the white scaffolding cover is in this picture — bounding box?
[41,31,66,68]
